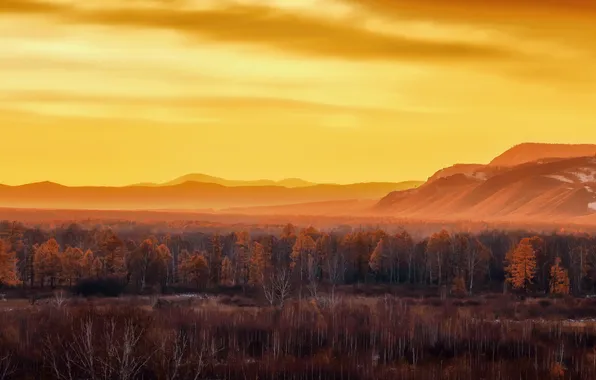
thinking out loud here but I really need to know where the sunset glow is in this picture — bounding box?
[1,0,596,186]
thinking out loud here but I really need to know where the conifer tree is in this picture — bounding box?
[34,238,62,288]
[505,238,537,292]
[550,257,570,295]
[249,242,267,286]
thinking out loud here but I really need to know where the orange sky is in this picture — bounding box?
[1,0,596,186]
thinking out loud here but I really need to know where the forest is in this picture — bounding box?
[2,219,596,379]
[0,220,593,297]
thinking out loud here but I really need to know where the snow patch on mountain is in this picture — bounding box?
[572,169,596,183]
[474,172,488,180]
[465,172,488,181]
[589,202,596,211]
[545,175,574,183]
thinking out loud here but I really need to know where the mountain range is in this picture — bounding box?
[0,178,422,211]
[2,142,596,224]
[223,143,596,222]
[132,174,316,188]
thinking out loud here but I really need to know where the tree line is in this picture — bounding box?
[1,220,595,296]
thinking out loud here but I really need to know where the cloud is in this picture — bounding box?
[1,90,433,115]
[341,0,596,21]
[0,1,515,62]
[0,0,65,14]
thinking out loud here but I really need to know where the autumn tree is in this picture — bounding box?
[278,224,297,268]
[369,237,393,281]
[550,257,570,295]
[92,257,104,278]
[61,246,83,286]
[220,256,234,286]
[178,252,209,290]
[99,232,126,276]
[280,223,297,240]
[176,249,190,285]
[153,244,173,288]
[315,234,331,263]
[249,242,269,286]
[505,238,537,292]
[80,249,95,278]
[0,239,19,287]
[34,238,62,288]
[302,226,321,242]
[208,234,223,286]
[234,231,251,287]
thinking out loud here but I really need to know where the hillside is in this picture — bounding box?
[377,156,596,222]
[425,143,596,184]
[0,180,422,211]
[489,143,596,167]
[427,164,485,183]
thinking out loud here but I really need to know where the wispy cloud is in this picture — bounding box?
[0,90,437,116]
[341,0,596,21]
[0,0,66,14]
[0,0,515,62]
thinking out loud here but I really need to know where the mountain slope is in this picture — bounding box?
[377,156,596,222]
[489,143,596,167]
[427,164,485,183]
[0,180,422,211]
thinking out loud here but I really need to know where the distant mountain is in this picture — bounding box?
[0,180,422,211]
[133,174,317,188]
[425,143,596,185]
[376,156,596,222]
[489,143,596,167]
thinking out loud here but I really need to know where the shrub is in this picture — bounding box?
[72,276,127,298]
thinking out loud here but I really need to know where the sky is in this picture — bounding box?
[1,0,596,186]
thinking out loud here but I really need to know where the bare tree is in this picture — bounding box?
[53,289,68,308]
[160,328,223,380]
[326,252,345,304]
[262,274,276,307]
[159,331,196,380]
[0,353,16,380]
[275,268,292,308]
[44,323,87,380]
[306,254,319,298]
[262,267,292,308]
[44,317,152,380]
[103,319,152,380]
[466,239,491,295]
